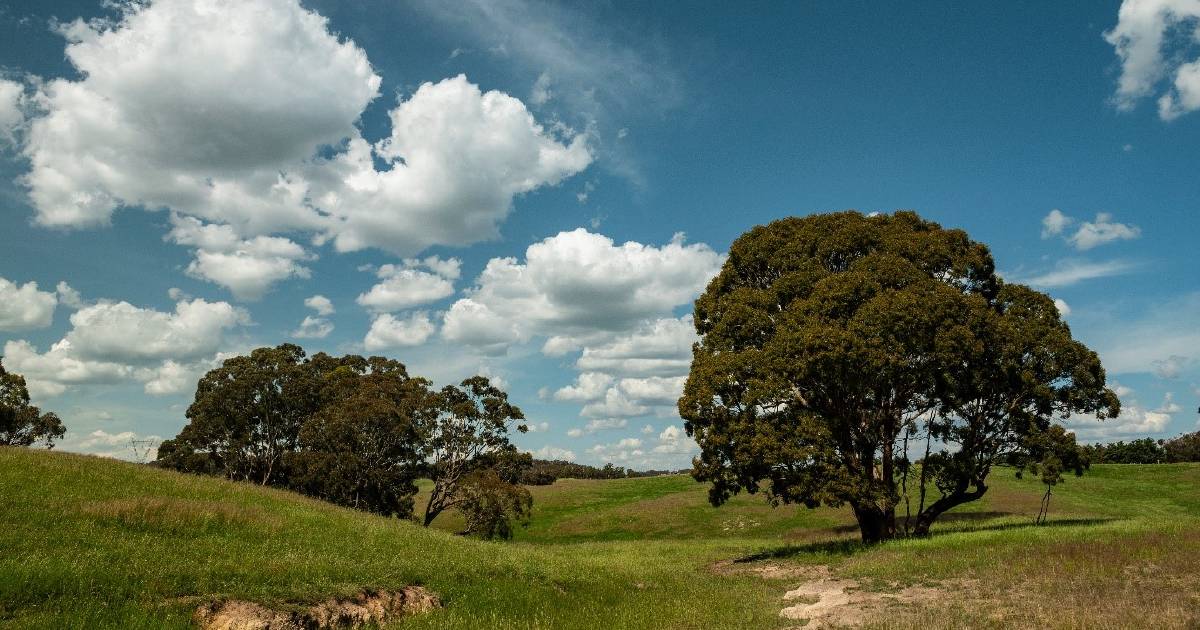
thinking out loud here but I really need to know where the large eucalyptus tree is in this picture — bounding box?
[679,211,1119,543]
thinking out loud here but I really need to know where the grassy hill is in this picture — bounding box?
[2,447,1199,628]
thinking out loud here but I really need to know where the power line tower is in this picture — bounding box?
[128,437,160,464]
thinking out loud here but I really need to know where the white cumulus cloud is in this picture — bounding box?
[58,429,164,460]
[617,375,687,406]
[652,424,696,455]
[24,0,379,231]
[168,215,312,300]
[1105,0,1200,119]
[357,258,459,312]
[141,360,198,396]
[17,0,591,292]
[2,296,247,397]
[313,74,591,255]
[293,295,335,339]
[304,295,335,316]
[1041,209,1073,238]
[1068,389,1179,440]
[1040,210,1140,250]
[533,445,576,461]
[64,298,246,363]
[575,316,698,377]
[553,372,615,402]
[292,316,334,340]
[364,312,437,351]
[1067,213,1142,250]
[580,389,649,418]
[443,230,721,352]
[0,276,59,331]
[1,340,131,397]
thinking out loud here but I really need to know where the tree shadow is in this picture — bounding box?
[735,537,866,563]
[926,516,1115,536]
[736,515,1116,563]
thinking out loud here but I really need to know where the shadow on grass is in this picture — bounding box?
[735,538,866,563]
[928,516,1116,536]
[738,516,1117,563]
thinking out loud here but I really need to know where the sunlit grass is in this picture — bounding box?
[2,447,1197,628]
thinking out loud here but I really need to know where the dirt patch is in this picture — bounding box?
[194,586,440,629]
[708,560,830,580]
[778,573,974,628]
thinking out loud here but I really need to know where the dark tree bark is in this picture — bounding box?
[911,480,988,537]
[853,503,897,544]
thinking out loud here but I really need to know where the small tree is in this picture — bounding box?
[455,468,533,539]
[0,359,65,448]
[1010,425,1088,525]
[421,376,528,528]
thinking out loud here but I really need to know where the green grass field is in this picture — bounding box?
[2,447,1198,628]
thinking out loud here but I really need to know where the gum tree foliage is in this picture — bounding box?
[1080,438,1166,464]
[679,211,1119,543]
[287,359,433,518]
[455,467,534,539]
[158,346,532,537]
[1164,432,1200,463]
[157,344,344,485]
[421,376,528,528]
[0,358,65,448]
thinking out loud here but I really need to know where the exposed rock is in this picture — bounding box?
[194,587,440,629]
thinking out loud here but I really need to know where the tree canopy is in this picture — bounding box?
[679,211,1119,542]
[0,358,65,449]
[421,376,528,528]
[158,344,532,538]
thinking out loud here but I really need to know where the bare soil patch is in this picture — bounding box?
[717,559,979,628]
[778,574,961,628]
[194,586,440,629]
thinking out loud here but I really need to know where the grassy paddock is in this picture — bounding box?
[2,448,1198,628]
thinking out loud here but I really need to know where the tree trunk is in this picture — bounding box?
[911,481,988,537]
[423,487,442,527]
[853,503,897,544]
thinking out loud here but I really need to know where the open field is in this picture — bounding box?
[2,447,1198,628]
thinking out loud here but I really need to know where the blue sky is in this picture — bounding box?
[0,0,1197,466]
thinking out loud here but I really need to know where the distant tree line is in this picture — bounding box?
[1081,433,1200,464]
[156,344,531,539]
[518,460,682,485]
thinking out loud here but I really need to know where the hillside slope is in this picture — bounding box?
[3,447,1199,628]
[0,448,780,629]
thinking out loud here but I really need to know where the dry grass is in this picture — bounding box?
[80,497,283,534]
